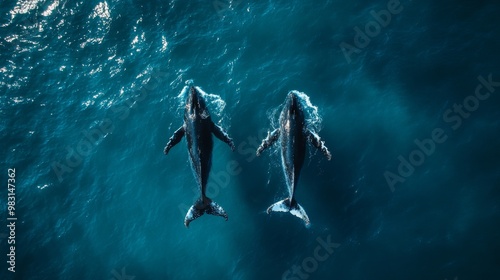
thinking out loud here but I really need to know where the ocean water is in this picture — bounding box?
[1,0,499,279]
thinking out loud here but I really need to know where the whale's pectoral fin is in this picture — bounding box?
[164,126,185,155]
[184,197,228,228]
[306,130,332,160]
[212,123,235,151]
[267,198,310,225]
[256,129,280,156]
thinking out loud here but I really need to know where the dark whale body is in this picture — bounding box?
[257,91,331,225]
[164,86,235,227]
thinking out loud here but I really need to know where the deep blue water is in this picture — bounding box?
[1,0,500,279]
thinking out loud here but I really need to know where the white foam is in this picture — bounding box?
[42,0,59,17]
[290,90,323,132]
[195,86,226,119]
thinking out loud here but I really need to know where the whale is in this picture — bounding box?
[164,86,235,227]
[256,91,332,225]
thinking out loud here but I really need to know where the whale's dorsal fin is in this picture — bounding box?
[256,129,280,156]
[212,123,235,151]
[164,125,185,155]
[306,129,332,160]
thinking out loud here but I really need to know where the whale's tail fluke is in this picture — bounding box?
[184,197,228,228]
[266,198,310,225]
